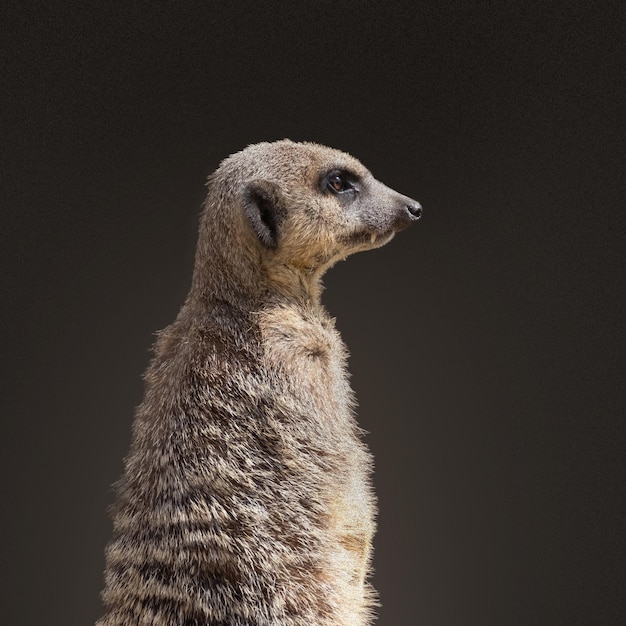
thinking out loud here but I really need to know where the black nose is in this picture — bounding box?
[406,202,423,220]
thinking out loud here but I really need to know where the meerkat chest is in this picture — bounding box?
[257,305,352,418]
[257,304,375,618]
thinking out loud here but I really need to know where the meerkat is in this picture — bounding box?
[97,140,422,626]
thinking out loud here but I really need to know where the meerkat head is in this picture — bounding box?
[192,140,421,302]
[236,140,421,269]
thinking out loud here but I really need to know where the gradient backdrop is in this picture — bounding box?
[2,3,624,625]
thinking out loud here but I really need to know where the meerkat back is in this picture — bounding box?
[97,140,422,626]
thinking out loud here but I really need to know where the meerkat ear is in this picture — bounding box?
[243,180,286,249]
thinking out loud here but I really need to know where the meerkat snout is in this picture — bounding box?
[353,176,422,239]
[390,197,423,232]
[406,200,423,220]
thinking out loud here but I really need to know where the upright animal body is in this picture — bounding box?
[97,140,422,626]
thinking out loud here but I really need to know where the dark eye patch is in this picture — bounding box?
[321,169,359,195]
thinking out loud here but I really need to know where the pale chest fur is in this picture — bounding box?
[256,304,352,417]
[257,304,377,626]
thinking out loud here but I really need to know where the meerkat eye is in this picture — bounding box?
[327,172,354,194]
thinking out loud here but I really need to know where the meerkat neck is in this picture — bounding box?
[186,256,325,316]
[263,262,325,309]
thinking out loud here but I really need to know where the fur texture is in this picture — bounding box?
[97,140,421,626]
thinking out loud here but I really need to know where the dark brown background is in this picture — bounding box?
[1,2,624,625]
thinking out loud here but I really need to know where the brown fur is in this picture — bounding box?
[97,140,421,626]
